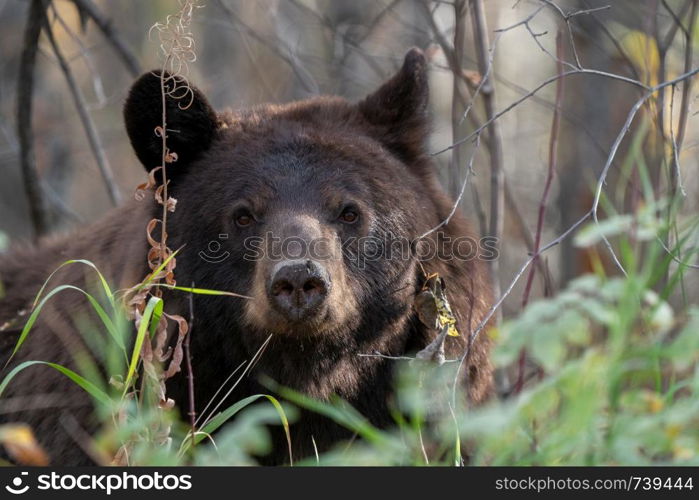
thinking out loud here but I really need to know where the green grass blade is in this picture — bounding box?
[197,394,265,440]
[191,394,293,463]
[122,296,162,396]
[263,394,293,465]
[0,360,111,406]
[265,379,389,446]
[134,249,180,292]
[148,284,251,299]
[8,285,124,365]
[31,259,114,309]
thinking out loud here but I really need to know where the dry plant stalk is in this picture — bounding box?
[118,0,201,463]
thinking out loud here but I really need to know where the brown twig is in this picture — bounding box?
[71,0,141,77]
[17,0,49,238]
[504,181,554,293]
[184,285,196,445]
[515,30,565,394]
[43,9,122,206]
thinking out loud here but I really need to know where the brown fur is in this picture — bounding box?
[0,49,493,464]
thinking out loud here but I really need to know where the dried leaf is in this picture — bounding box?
[414,274,459,337]
[163,313,189,379]
[146,219,162,249]
[166,197,177,212]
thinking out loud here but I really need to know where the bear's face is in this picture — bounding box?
[124,49,431,344]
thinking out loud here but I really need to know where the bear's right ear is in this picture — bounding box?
[123,71,218,174]
[357,48,430,162]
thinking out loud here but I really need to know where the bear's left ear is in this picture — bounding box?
[123,70,218,174]
[357,48,429,161]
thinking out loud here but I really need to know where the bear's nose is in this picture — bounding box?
[268,260,330,321]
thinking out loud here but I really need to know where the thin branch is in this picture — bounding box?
[656,0,692,171]
[449,0,467,200]
[213,0,319,94]
[504,180,554,293]
[452,210,592,405]
[71,0,141,77]
[581,0,642,84]
[672,0,698,197]
[184,284,197,446]
[515,30,565,394]
[591,68,699,276]
[43,11,122,206]
[661,0,692,46]
[17,0,49,238]
[432,68,648,157]
[452,66,699,404]
[288,0,400,79]
[417,136,481,240]
[537,0,612,68]
[470,0,505,325]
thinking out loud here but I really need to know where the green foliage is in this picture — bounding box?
[472,272,699,465]
[2,233,699,466]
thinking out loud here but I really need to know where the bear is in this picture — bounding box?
[0,48,493,465]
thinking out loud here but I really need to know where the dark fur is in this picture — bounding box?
[0,49,493,465]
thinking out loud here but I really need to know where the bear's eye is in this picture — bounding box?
[338,207,359,224]
[235,211,254,228]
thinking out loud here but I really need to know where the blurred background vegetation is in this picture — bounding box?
[2,0,698,306]
[0,0,698,465]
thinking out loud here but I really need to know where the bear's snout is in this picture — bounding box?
[268,259,330,322]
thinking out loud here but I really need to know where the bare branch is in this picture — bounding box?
[17,0,49,238]
[432,68,648,157]
[671,0,698,197]
[184,284,196,445]
[515,30,565,394]
[71,0,141,77]
[43,9,122,206]
[213,0,319,94]
[470,0,505,325]
[591,68,699,276]
[450,0,467,200]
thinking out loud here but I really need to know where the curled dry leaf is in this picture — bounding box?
[163,313,189,379]
[164,150,178,163]
[153,318,171,364]
[146,218,162,249]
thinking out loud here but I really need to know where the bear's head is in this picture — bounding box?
[123,49,461,360]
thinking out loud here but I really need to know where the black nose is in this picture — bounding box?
[268,260,330,321]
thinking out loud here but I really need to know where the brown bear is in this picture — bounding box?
[0,48,493,465]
